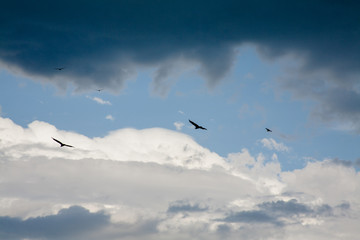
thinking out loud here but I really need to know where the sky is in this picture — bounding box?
[1,1,360,239]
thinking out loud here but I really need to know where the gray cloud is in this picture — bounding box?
[278,64,360,132]
[260,199,340,219]
[221,199,348,226]
[167,200,209,213]
[0,206,110,240]
[1,0,359,95]
[326,158,360,168]
[258,199,312,215]
[336,202,351,211]
[328,158,354,167]
[222,210,280,225]
[311,88,360,132]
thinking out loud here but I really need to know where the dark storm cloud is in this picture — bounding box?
[0,206,110,239]
[305,87,360,132]
[1,0,359,93]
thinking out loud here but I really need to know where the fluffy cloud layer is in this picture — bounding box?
[0,116,359,239]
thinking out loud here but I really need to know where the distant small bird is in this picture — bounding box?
[96,89,103,92]
[265,128,272,132]
[54,67,65,70]
[189,119,207,130]
[52,137,74,148]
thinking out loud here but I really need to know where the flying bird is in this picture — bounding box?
[54,67,65,70]
[265,128,272,132]
[189,119,207,130]
[96,88,103,92]
[52,137,74,148]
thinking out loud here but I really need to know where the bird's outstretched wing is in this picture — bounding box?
[189,119,199,128]
[63,143,74,148]
[52,137,74,147]
[52,137,63,145]
[189,119,207,130]
[265,128,272,132]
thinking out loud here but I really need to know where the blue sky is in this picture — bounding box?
[1,1,360,239]
[1,46,358,170]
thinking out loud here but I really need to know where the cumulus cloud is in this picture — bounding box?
[87,96,112,105]
[173,121,184,131]
[281,160,360,206]
[1,116,360,239]
[105,114,114,121]
[260,138,290,152]
[0,117,226,169]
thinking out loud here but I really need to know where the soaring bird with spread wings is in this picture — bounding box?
[54,67,65,70]
[265,128,272,132]
[189,119,207,130]
[52,137,74,148]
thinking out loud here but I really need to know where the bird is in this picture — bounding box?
[96,89,103,92]
[189,119,207,130]
[54,67,65,70]
[265,128,272,132]
[52,137,74,148]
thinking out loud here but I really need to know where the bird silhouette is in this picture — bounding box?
[189,119,207,130]
[52,137,74,148]
[54,67,65,70]
[265,128,272,132]
[96,89,103,92]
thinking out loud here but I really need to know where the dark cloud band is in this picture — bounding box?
[1,1,359,90]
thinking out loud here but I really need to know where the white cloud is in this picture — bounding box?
[281,160,360,205]
[87,96,112,105]
[0,117,226,169]
[174,121,184,130]
[105,115,114,121]
[0,116,359,239]
[260,138,290,152]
